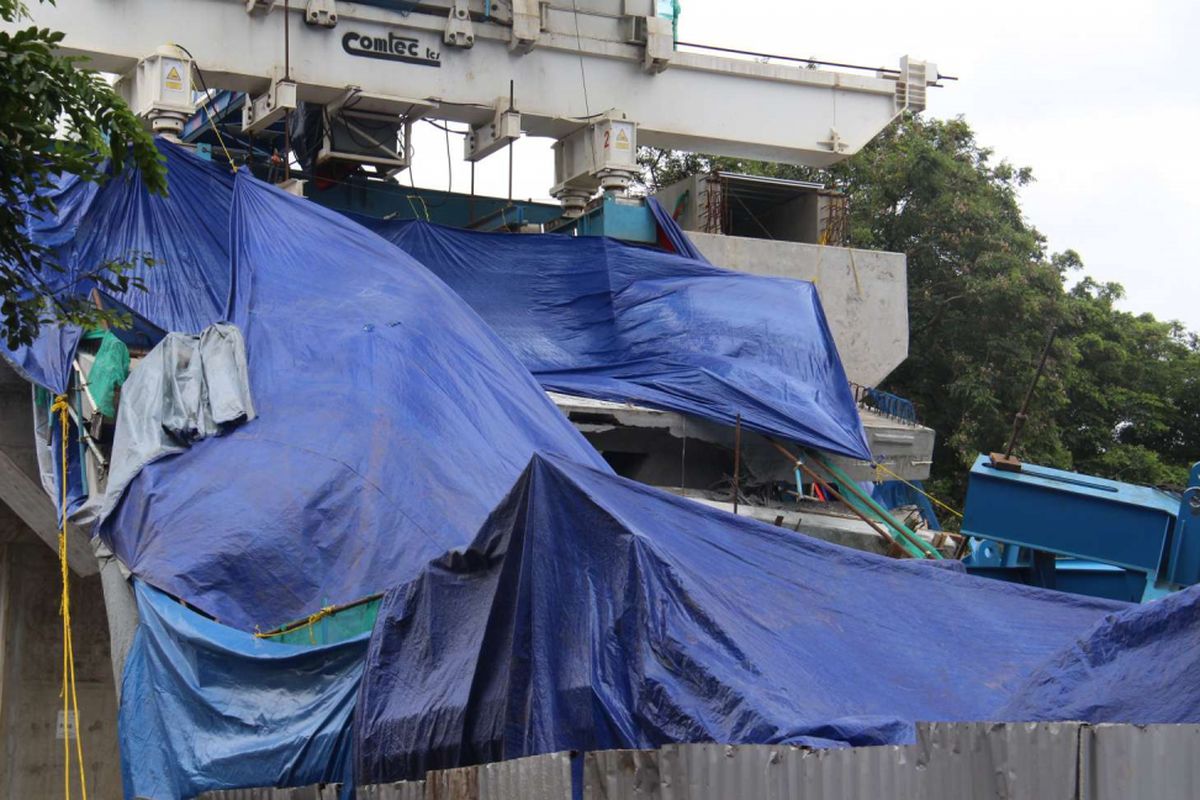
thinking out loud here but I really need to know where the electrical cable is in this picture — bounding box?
[423,118,466,134]
[443,120,452,193]
[418,119,467,194]
[568,2,592,110]
[170,43,238,172]
[675,40,959,81]
[569,0,595,166]
[426,98,492,109]
[283,0,291,179]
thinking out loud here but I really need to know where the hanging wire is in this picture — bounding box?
[569,0,592,116]
[569,0,599,173]
[171,43,237,172]
[443,120,452,193]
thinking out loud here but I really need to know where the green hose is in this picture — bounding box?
[809,452,943,559]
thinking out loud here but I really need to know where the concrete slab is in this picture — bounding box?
[550,392,934,484]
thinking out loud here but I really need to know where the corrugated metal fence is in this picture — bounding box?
[194,722,1200,800]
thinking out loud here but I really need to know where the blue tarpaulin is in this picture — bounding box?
[120,581,366,800]
[360,218,872,460]
[999,583,1200,723]
[872,479,942,530]
[41,145,233,333]
[7,141,1199,799]
[3,169,89,392]
[97,172,609,632]
[354,454,1126,783]
[9,142,870,463]
[4,322,82,394]
[647,196,710,262]
[2,144,235,392]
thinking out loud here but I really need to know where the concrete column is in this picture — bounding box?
[0,507,122,798]
[94,539,139,699]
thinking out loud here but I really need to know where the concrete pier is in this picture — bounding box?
[0,362,121,797]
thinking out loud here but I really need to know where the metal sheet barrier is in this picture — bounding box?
[194,722,1200,800]
[359,783,427,800]
[1082,724,1200,800]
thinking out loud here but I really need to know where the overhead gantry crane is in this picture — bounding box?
[8,0,941,215]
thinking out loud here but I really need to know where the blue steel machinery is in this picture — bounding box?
[962,455,1200,602]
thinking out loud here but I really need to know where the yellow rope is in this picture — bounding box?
[195,92,237,174]
[50,395,88,800]
[253,605,337,643]
[165,42,236,172]
[406,195,431,222]
[179,58,236,172]
[872,459,963,519]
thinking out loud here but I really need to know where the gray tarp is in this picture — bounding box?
[100,323,255,522]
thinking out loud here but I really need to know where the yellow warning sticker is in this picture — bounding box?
[164,65,183,91]
[615,128,631,151]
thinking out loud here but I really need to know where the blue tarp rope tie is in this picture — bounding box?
[254,605,338,643]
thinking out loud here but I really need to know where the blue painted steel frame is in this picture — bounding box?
[559,195,659,243]
[962,455,1178,573]
[1168,462,1200,585]
[181,89,248,143]
[307,181,562,230]
[962,454,1200,602]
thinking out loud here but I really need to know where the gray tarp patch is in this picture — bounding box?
[99,322,255,522]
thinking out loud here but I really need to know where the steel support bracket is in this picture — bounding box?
[623,14,673,73]
[894,56,934,113]
[818,128,848,153]
[642,15,673,73]
[464,99,521,162]
[552,114,638,215]
[245,0,278,14]
[241,75,298,134]
[305,0,338,28]
[444,0,475,48]
[509,0,543,53]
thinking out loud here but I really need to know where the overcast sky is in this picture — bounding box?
[409,0,1199,331]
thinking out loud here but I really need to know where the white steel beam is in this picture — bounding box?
[9,0,935,166]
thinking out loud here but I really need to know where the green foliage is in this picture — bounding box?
[639,113,1200,501]
[0,0,166,349]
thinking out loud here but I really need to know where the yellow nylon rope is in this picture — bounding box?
[253,605,337,643]
[164,42,236,173]
[872,460,963,519]
[50,395,88,800]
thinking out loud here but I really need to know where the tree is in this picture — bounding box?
[1059,278,1197,486]
[639,113,1200,504]
[0,0,165,349]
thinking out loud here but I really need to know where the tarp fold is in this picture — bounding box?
[361,218,872,460]
[120,581,365,800]
[354,454,1125,783]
